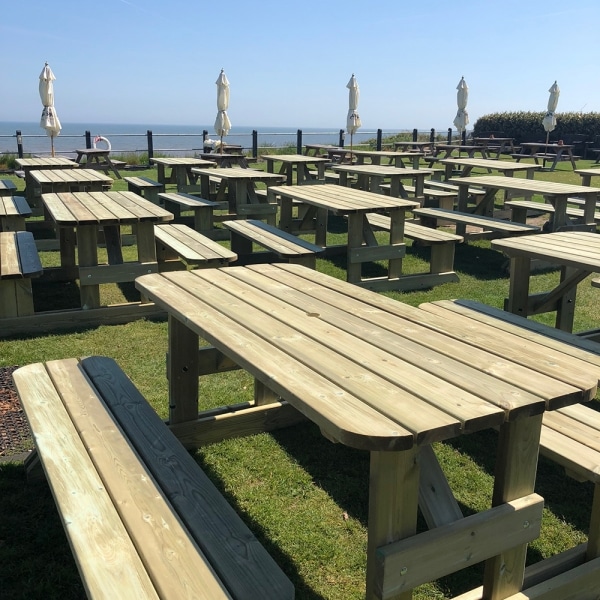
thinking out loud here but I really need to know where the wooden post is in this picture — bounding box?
[376,129,382,151]
[296,129,302,155]
[16,130,23,158]
[447,128,452,143]
[85,130,92,149]
[146,130,154,162]
[430,128,435,144]
[412,128,418,142]
[339,129,345,148]
[252,130,258,158]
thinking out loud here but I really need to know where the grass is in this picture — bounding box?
[1,156,599,599]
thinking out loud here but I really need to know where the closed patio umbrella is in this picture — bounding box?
[542,81,560,148]
[39,62,62,156]
[346,73,362,156]
[453,76,469,145]
[214,69,231,154]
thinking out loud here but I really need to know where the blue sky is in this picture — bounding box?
[2,0,599,130]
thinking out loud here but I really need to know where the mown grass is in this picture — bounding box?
[0,156,598,599]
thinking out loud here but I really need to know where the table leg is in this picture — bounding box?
[555,265,578,332]
[366,448,419,600]
[482,414,543,599]
[174,166,188,191]
[505,256,532,318]
[347,213,363,283]
[388,209,405,280]
[168,315,200,424]
[77,224,100,309]
[103,225,123,264]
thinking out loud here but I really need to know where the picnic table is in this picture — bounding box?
[492,231,600,333]
[134,263,600,599]
[15,156,78,205]
[575,168,600,187]
[348,148,424,169]
[448,175,600,231]
[514,142,577,170]
[191,166,285,224]
[41,190,172,311]
[472,136,515,158]
[261,153,329,185]
[440,157,540,180]
[331,164,434,198]
[150,156,216,192]
[271,183,419,290]
[74,147,122,178]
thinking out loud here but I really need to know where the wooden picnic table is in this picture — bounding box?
[440,157,540,180]
[15,156,78,204]
[134,263,600,599]
[331,163,434,198]
[261,153,329,185]
[348,149,424,169]
[41,190,172,311]
[199,152,249,168]
[0,195,31,231]
[303,143,340,157]
[492,231,600,333]
[448,175,600,231]
[74,147,122,179]
[150,156,216,192]
[271,183,418,290]
[575,168,600,187]
[393,140,433,153]
[472,137,515,158]
[433,144,488,159]
[191,166,285,224]
[514,142,577,171]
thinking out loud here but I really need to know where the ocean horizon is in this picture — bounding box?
[0,121,441,157]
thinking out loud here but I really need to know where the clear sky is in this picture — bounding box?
[3,0,599,131]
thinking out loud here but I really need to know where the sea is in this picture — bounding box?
[0,121,414,158]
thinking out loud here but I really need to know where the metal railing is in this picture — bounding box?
[0,127,459,161]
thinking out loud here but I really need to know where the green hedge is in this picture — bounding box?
[473,111,600,144]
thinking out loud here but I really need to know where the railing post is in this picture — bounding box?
[85,130,92,149]
[252,130,258,158]
[461,130,466,145]
[339,129,345,147]
[202,129,208,143]
[430,128,435,144]
[376,129,383,150]
[147,130,154,161]
[447,128,452,143]
[297,129,302,154]
[16,130,23,158]
[412,128,418,142]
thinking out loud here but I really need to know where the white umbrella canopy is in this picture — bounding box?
[542,81,560,145]
[346,74,362,155]
[453,76,469,142]
[39,62,62,156]
[214,69,231,153]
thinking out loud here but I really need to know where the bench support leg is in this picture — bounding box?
[587,482,600,561]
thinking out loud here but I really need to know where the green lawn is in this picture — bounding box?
[0,157,598,599]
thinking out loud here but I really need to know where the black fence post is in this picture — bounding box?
[461,130,466,145]
[85,131,92,149]
[339,129,345,147]
[252,130,258,158]
[376,129,382,150]
[16,130,23,158]
[447,128,452,143]
[412,128,418,142]
[430,128,435,144]
[297,129,302,155]
[147,130,154,161]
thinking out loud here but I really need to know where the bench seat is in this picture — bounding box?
[158,191,224,234]
[0,230,42,317]
[223,219,323,268]
[124,176,165,204]
[154,223,237,270]
[366,213,462,286]
[506,199,600,227]
[413,207,541,239]
[0,195,32,231]
[0,178,18,196]
[13,356,294,600]
[380,183,457,209]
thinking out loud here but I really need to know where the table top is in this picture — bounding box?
[394,141,432,148]
[150,157,216,168]
[30,168,113,185]
[331,164,434,177]
[492,231,600,269]
[0,195,31,218]
[135,264,598,451]
[518,142,574,150]
[41,190,174,226]
[349,149,425,159]
[191,166,286,182]
[269,183,418,214]
[15,157,77,168]
[472,137,514,144]
[575,168,600,177]
[75,148,110,156]
[436,144,484,151]
[448,175,600,196]
[440,157,541,172]
[261,154,329,164]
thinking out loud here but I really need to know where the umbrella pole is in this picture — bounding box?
[220,134,224,154]
[51,135,55,157]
